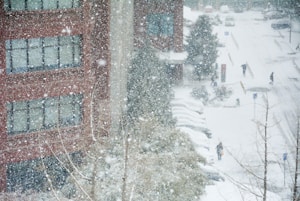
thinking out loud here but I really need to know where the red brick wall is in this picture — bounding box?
[0,0,111,191]
[134,0,183,52]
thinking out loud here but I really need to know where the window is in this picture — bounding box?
[6,152,82,192]
[145,0,175,3]
[4,0,81,11]
[7,94,83,135]
[6,35,82,74]
[147,13,174,36]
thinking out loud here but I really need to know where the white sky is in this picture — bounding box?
[173,6,300,201]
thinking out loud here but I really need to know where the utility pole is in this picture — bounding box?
[293,117,300,201]
[262,100,269,201]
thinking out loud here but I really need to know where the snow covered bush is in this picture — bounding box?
[60,119,207,201]
[191,86,209,104]
[214,85,232,101]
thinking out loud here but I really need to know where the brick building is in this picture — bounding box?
[134,0,184,82]
[0,0,184,193]
[0,0,110,191]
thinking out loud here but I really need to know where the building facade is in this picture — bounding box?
[0,0,110,191]
[0,0,185,193]
[134,0,184,82]
[109,0,185,133]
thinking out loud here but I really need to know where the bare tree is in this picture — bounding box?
[293,116,300,201]
[262,97,270,201]
[222,94,275,201]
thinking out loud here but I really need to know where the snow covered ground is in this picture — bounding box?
[172,7,300,200]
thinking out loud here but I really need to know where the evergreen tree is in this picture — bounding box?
[60,119,207,201]
[127,45,174,126]
[185,15,218,80]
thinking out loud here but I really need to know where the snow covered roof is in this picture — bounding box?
[158,51,188,64]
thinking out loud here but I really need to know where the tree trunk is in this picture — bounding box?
[293,117,300,201]
[122,128,130,201]
[263,101,269,201]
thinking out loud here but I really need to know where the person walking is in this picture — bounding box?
[270,72,274,84]
[216,142,224,160]
[241,64,247,76]
[211,76,215,86]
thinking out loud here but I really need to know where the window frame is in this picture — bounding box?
[7,94,83,135]
[5,35,82,74]
[6,152,83,192]
[147,13,174,36]
[4,0,81,12]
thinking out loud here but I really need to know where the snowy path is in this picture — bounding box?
[181,8,300,201]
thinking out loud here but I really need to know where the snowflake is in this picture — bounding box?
[62,26,72,35]
[97,59,107,66]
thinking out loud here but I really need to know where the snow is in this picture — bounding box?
[2,4,300,200]
[97,59,107,66]
[158,51,188,64]
[172,7,300,200]
[62,26,72,35]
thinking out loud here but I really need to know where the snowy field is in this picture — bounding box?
[172,7,300,200]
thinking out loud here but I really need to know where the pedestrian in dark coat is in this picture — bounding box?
[241,64,247,76]
[270,72,274,84]
[216,142,224,160]
[211,76,215,86]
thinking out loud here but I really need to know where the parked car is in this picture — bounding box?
[204,5,213,13]
[263,10,287,20]
[210,15,222,25]
[271,20,291,29]
[233,2,244,13]
[224,16,235,26]
[220,5,230,13]
[234,6,243,13]
[217,41,226,47]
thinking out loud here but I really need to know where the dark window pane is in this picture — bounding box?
[29,100,43,131]
[43,1,57,10]
[6,153,82,192]
[10,0,25,11]
[11,49,27,72]
[11,39,26,49]
[44,37,58,47]
[13,110,27,133]
[74,45,81,64]
[59,0,73,9]
[44,47,58,67]
[5,36,82,74]
[45,98,59,128]
[7,95,82,134]
[60,46,73,67]
[73,0,81,7]
[4,0,80,11]
[147,14,174,36]
[27,0,42,10]
[60,95,74,125]
[28,48,43,68]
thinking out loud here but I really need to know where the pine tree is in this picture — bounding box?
[127,45,174,126]
[185,15,218,80]
[59,119,206,201]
